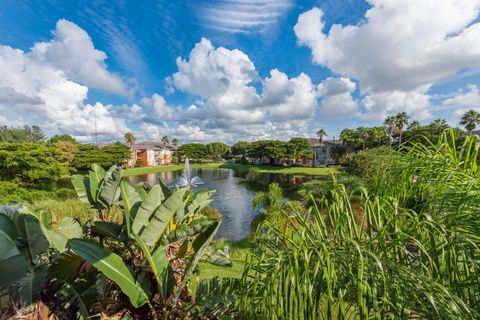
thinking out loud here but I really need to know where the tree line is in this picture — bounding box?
[337,109,480,151]
[0,126,130,193]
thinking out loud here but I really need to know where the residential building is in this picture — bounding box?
[250,138,345,167]
[135,141,177,167]
[307,138,344,166]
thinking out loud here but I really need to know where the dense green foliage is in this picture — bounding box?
[72,142,130,170]
[0,143,69,185]
[195,131,480,319]
[0,165,229,319]
[0,125,45,142]
[48,134,77,144]
[230,138,313,162]
[345,146,400,182]
[340,126,389,150]
[178,142,229,160]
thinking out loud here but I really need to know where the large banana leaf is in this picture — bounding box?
[133,233,169,300]
[158,178,172,198]
[0,213,18,240]
[140,188,187,246]
[17,211,49,261]
[120,181,142,235]
[49,251,83,281]
[186,189,215,217]
[167,217,217,244]
[0,230,28,288]
[89,164,106,202]
[40,215,83,252]
[174,220,221,302]
[68,239,149,308]
[131,185,163,236]
[15,264,48,305]
[97,165,122,208]
[71,175,93,205]
[91,221,127,243]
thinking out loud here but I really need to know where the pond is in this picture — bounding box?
[127,168,322,240]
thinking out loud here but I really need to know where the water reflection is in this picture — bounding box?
[127,168,321,240]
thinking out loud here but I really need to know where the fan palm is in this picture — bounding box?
[395,112,409,144]
[124,132,136,149]
[384,116,396,146]
[407,120,421,131]
[429,118,449,135]
[162,135,169,145]
[460,109,480,134]
[316,129,327,143]
[124,132,136,167]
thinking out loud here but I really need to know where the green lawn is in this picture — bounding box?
[123,162,343,177]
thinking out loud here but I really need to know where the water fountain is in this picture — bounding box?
[176,158,204,188]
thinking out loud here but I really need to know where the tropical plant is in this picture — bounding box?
[429,118,449,134]
[162,135,170,145]
[250,182,284,235]
[124,132,136,150]
[66,180,224,318]
[395,112,409,144]
[0,205,82,311]
[407,120,421,131]
[172,138,178,146]
[384,115,397,140]
[71,164,122,221]
[206,129,480,319]
[460,109,480,134]
[316,128,327,143]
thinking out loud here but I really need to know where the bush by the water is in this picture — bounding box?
[345,146,400,182]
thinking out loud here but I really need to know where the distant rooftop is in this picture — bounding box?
[307,138,343,147]
[135,141,178,151]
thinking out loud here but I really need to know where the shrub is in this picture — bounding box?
[345,146,400,182]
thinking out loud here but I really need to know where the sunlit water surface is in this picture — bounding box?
[127,168,319,240]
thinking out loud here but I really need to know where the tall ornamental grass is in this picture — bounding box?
[213,130,480,319]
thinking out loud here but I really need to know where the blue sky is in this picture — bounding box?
[0,0,479,143]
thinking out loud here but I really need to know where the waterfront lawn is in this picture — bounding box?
[123,162,343,177]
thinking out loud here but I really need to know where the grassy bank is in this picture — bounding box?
[123,162,343,177]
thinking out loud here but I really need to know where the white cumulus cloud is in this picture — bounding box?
[294,1,480,119]
[167,38,318,140]
[0,21,130,142]
[31,19,128,95]
[318,77,359,117]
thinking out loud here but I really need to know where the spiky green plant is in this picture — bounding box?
[213,129,480,319]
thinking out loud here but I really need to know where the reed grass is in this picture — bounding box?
[209,130,480,319]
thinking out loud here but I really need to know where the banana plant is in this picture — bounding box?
[71,164,122,220]
[0,205,82,307]
[67,180,224,317]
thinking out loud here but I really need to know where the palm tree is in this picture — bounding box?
[460,109,480,135]
[408,120,421,131]
[429,118,449,135]
[395,112,409,145]
[358,128,370,150]
[172,138,179,161]
[384,116,396,145]
[161,135,169,145]
[316,129,327,143]
[124,132,136,167]
[251,183,284,237]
